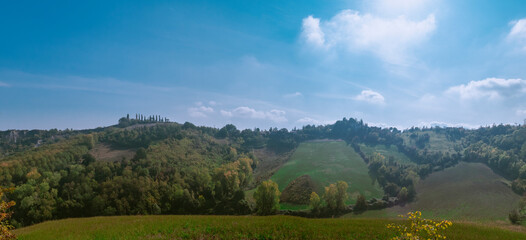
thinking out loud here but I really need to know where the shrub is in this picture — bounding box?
[309,192,321,214]
[354,194,367,212]
[387,211,452,240]
[509,209,522,225]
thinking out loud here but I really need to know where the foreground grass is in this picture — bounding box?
[14,215,526,240]
[271,141,383,204]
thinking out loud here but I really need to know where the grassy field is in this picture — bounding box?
[358,144,415,165]
[401,130,460,154]
[344,162,521,222]
[14,215,526,240]
[270,141,384,205]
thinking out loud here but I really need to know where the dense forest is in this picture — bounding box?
[1,116,525,226]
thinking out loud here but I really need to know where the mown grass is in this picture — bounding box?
[14,215,526,240]
[270,141,383,207]
[343,162,521,222]
[358,144,415,165]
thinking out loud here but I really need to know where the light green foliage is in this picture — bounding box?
[309,192,321,213]
[254,180,280,215]
[336,181,348,210]
[324,181,348,212]
[387,211,452,240]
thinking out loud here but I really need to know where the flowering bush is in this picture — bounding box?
[387,211,452,240]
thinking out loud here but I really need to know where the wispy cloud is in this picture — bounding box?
[416,121,481,129]
[284,92,303,98]
[517,109,526,116]
[0,70,177,95]
[0,81,9,87]
[296,117,333,125]
[446,78,526,100]
[221,106,287,123]
[508,18,526,50]
[366,0,439,18]
[354,90,385,104]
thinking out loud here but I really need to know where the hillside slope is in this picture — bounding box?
[344,162,521,221]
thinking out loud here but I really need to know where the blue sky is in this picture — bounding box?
[2,0,526,130]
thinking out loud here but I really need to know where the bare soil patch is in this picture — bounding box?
[89,143,136,162]
[280,175,317,204]
[250,148,294,188]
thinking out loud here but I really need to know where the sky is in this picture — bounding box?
[2,0,526,130]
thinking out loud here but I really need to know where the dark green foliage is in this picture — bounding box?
[354,194,367,212]
[509,210,522,224]
[117,114,169,128]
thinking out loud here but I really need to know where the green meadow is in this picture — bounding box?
[270,141,384,205]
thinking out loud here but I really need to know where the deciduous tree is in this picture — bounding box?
[0,186,16,240]
[254,180,280,215]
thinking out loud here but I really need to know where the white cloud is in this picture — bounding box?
[188,106,214,118]
[0,81,9,87]
[508,18,526,50]
[301,10,436,64]
[284,92,303,98]
[302,16,325,48]
[267,109,287,123]
[220,110,232,117]
[208,101,217,106]
[517,109,526,116]
[446,78,526,100]
[295,117,333,125]
[354,90,385,104]
[222,107,287,123]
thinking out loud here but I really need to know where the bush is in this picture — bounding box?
[309,192,321,214]
[354,194,367,212]
[509,210,522,225]
[387,211,452,240]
